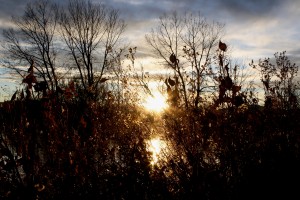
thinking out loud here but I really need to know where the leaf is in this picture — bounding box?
[219,40,227,51]
[28,65,33,73]
[232,85,241,94]
[168,77,175,86]
[169,53,177,64]
[224,76,233,90]
[28,60,34,73]
[100,78,109,83]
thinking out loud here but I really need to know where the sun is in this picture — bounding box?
[142,91,168,113]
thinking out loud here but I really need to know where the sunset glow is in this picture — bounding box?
[142,92,168,113]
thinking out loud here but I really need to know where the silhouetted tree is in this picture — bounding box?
[146,12,224,109]
[59,0,126,93]
[2,0,59,91]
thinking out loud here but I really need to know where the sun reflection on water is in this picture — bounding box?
[147,138,167,165]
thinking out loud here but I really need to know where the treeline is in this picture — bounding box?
[1,0,300,199]
[1,73,299,199]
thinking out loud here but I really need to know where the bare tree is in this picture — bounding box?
[2,0,59,91]
[146,12,224,109]
[250,51,299,109]
[182,13,224,108]
[59,0,125,92]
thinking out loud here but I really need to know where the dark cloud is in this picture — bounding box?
[100,0,165,21]
[0,0,299,66]
[0,0,29,20]
[0,0,287,21]
[1,0,277,25]
[217,0,281,15]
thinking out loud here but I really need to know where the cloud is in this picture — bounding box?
[216,0,281,18]
[0,0,29,19]
[0,0,299,77]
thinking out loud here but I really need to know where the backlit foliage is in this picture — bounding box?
[1,3,300,200]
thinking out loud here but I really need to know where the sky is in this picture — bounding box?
[0,0,299,101]
[105,0,300,61]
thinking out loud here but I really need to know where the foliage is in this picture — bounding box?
[1,3,300,199]
[1,51,300,199]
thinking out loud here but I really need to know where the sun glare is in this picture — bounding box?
[142,92,168,113]
[148,138,167,165]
